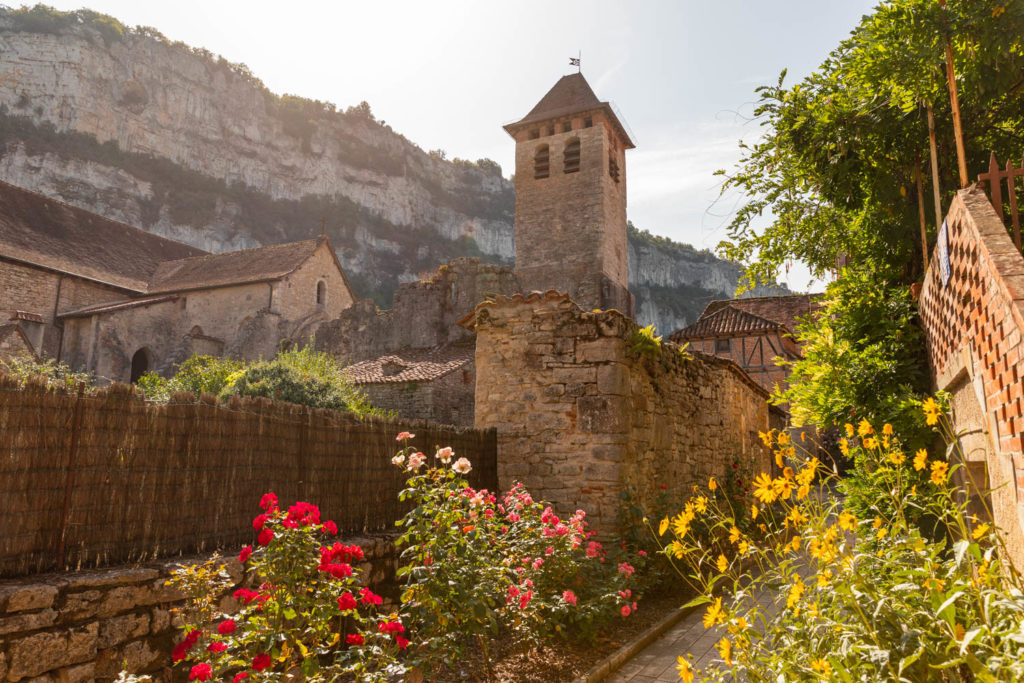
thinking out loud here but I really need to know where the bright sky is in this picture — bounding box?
[43,0,878,292]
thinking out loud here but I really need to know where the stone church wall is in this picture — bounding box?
[471,293,771,534]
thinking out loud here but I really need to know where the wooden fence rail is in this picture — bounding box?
[978,152,1024,249]
[0,375,497,578]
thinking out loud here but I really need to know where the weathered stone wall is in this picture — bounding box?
[272,242,354,333]
[0,535,398,682]
[470,293,771,533]
[919,185,1024,568]
[0,259,129,357]
[361,361,476,428]
[316,258,520,363]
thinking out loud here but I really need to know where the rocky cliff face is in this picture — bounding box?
[0,7,780,332]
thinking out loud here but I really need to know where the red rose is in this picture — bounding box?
[238,545,253,563]
[337,592,358,611]
[396,635,410,650]
[252,653,272,671]
[171,642,189,663]
[252,514,268,530]
[359,587,383,606]
[232,674,248,683]
[259,492,278,511]
[322,520,338,535]
[345,633,364,645]
[257,528,273,546]
[217,619,236,635]
[189,663,212,681]
[207,642,227,653]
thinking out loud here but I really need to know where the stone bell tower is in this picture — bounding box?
[504,72,635,316]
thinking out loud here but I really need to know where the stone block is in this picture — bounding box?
[8,632,64,680]
[98,612,150,648]
[0,652,6,681]
[54,663,94,683]
[0,608,57,635]
[578,396,629,434]
[67,621,98,663]
[576,338,621,363]
[61,590,102,621]
[150,607,170,634]
[96,586,141,618]
[63,568,159,591]
[119,639,161,673]
[0,584,59,613]
[596,364,629,395]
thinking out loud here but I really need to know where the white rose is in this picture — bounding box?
[407,452,427,471]
[391,454,405,467]
[452,457,472,475]
[436,446,455,464]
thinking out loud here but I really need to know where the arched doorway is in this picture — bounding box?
[130,348,152,383]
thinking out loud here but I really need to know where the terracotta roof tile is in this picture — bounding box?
[147,239,323,294]
[344,347,473,385]
[700,294,821,337]
[10,311,43,323]
[0,180,207,291]
[670,306,785,341]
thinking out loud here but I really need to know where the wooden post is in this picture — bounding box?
[915,158,929,271]
[927,105,943,224]
[938,0,969,187]
[57,382,86,569]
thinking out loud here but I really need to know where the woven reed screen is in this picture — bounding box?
[0,376,497,578]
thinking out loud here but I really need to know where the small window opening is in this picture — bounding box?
[534,144,550,179]
[608,151,620,183]
[316,280,326,305]
[714,338,731,354]
[529,129,540,140]
[561,122,572,133]
[546,125,555,136]
[584,117,593,128]
[563,138,581,174]
[130,347,152,383]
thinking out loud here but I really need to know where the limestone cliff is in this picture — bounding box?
[0,6,781,333]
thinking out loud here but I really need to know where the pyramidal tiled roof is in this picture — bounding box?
[504,73,635,148]
[700,294,820,338]
[670,305,785,341]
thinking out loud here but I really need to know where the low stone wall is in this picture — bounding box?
[919,185,1024,568]
[0,534,398,682]
[467,292,771,533]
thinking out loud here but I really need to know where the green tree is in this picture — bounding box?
[718,0,1024,290]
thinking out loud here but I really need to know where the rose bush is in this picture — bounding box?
[392,433,642,681]
[168,494,406,682]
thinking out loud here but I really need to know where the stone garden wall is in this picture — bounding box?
[468,292,771,534]
[0,535,398,682]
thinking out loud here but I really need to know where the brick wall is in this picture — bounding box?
[470,293,771,534]
[0,535,398,682]
[919,185,1024,567]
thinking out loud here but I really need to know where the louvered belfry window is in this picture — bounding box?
[563,138,581,174]
[534,144,550,179]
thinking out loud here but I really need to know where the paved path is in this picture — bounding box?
[607,585,775,682]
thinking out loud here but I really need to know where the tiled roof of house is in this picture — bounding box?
[0,180,207,291]
[148,238,323,294]
[9,311,43,323]
[670,306,786,341]
[59,295,181,319]
[343,347,474,385]
[700,294,820,337]
[503,73,635,148]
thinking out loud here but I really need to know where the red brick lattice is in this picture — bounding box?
[919,186,1024,501]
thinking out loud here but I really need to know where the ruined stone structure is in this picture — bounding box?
[919,185,1024,568]
[671,294,819,394]
[464,293,772,533]
[0,181,354,381]
[504,74,635,317]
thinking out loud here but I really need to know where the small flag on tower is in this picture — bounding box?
[569,57,580,67]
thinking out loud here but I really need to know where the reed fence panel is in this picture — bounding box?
[0,376,497,578]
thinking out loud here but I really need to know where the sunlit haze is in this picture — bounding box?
[41,0,878,292]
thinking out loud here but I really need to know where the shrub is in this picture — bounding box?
[773,266,931,450]
[392,434,642,680]
[167,495,406,682]
[137,355,242,401]
[657,403,1024,682]
[0,353,93,390]
[219,362,346,409]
